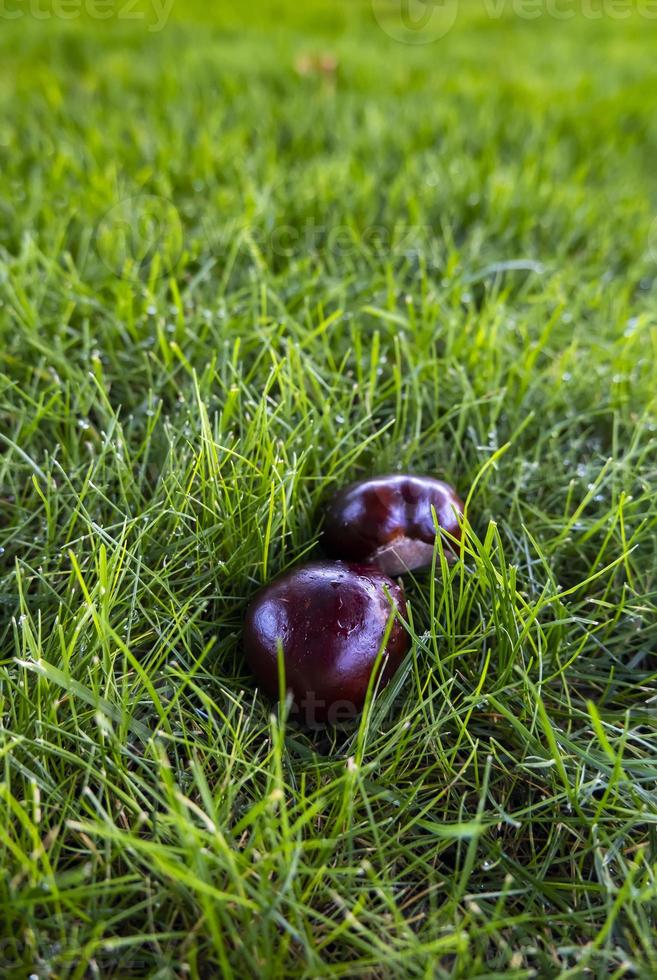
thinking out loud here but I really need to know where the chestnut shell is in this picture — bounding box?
[322,474,464,575]
[243,561,409,724]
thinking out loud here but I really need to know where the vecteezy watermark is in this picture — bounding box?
[95,194,183,283]
[280,690,409,730]
[0,0,174,32]
[201,217,444,264]
[371,0,459,44]
[292,692,361,730]
[372,0,657,43]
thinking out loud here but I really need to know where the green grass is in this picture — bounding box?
[1,1,657,976]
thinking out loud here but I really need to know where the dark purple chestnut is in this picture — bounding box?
[322,474,464,576]
[243,561,409,725]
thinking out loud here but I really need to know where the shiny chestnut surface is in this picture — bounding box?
[243,561,409,725]
[322,474,464,575]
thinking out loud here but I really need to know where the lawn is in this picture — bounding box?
[1,1,657,976]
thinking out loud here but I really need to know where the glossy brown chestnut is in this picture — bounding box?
[322,474,464,576]
[243,561,409,725]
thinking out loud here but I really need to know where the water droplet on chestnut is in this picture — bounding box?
[243,561,409,725]
[322,474,464,575]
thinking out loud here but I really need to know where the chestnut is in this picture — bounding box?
[322,474,464,576]
[243,561,409,725]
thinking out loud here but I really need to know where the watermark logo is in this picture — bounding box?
[372,0,657,44]
[277,689,411,731]
[0,0,174,31]
[95,194,183,283]
[200,217,443,264]
[372,0,459,43]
